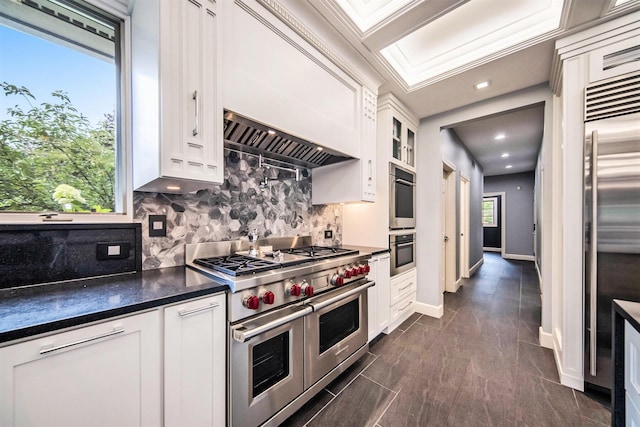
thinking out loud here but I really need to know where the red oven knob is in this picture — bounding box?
[357,265,365,275]
[330,274,344,287]
[300,281,314,297]
[350,267,358,276]
[243,295,260,310]
[364,264,371,273]
[287,282,301,296]
[343,268,352,279]
[261,291,275,305]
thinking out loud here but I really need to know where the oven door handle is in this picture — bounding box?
[232,306,312,343]
[308,281,375,312]
[393,241,415,248]
[394,178,415,186]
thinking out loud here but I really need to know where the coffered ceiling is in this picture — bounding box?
[307,0,640,175]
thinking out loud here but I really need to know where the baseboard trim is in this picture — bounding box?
[469,258,484,276]
[483,247,501,252]
[415,301,443,319]
[504,253,536,261]
[539,327,553,349]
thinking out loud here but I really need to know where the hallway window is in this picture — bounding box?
[482,197,498,227]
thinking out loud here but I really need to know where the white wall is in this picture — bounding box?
[417,84,554,316]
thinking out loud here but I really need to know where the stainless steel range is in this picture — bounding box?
[186,236,374,427]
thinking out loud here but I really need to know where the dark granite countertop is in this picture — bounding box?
[0,267,228,344]
[614,299,640,331]
[341,245,390,257]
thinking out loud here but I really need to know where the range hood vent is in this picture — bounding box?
[223,110,353,168]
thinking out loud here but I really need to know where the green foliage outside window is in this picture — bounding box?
[482,198,496,226]
[0,82,115,213]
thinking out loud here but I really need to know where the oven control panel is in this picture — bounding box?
[229,261,369,322]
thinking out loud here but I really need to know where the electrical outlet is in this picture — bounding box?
[96,242,130,260]
[149,215,167,237]
[324,230,333,239]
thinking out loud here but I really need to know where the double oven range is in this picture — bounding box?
[186,237,373,426]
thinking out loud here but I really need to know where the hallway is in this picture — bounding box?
[282,252,610,426]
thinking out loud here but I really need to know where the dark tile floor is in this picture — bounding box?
[281,252,611,427]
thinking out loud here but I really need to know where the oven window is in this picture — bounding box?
[395,181,414,218]
[252,332,289,397]
[319,299,359,354]
[396,242,414,268]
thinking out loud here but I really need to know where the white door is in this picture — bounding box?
[0,311,161,427]
[459,175,470,278]
[440,169,447,294]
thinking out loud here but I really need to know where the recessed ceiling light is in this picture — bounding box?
[505,165,513,169]
[167,185,181,191]
[267,129,276,135]
[475,80,490,90]
[494,134,506,140]
[501,153,510,158]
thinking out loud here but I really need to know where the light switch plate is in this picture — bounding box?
[149,215,167,237]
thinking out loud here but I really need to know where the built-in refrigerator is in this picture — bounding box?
[584,71,640,391]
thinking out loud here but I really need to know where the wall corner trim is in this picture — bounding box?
[415,301,443,319]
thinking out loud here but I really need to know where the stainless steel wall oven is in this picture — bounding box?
[389,163,416,230]
[390,232,416,276]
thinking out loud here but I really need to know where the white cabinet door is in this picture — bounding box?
[0,311,161,427]
[367,253,390,341]
[312,87,377,204]
[164,293,226,427]
[132,0,223,193]
[376,254,391,333]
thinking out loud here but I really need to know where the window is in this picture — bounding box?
[0,0,127,221]
[482,197,498,227]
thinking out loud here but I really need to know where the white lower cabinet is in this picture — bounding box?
[387,269,417,332]
[367,253,390,342]
[0,311,161,427]
[164,293,227,427]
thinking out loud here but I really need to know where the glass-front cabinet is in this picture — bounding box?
[390,114,416,169]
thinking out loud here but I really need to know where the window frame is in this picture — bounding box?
[0,0,132,224]
[482,196,498,228]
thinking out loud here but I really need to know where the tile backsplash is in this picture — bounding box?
[134,151,342,269]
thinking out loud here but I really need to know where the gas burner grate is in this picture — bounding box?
[193,255,280,276]
[285,246,357,259]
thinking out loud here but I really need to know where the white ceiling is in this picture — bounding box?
[307,0,640,175]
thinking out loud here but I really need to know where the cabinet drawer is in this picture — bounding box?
[388,292,415,332]
[390,269,417,306]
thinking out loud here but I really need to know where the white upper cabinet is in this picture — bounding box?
[131,0,223,193]
[312,87,377,204]
[221,0,362,159]
[379,94,418,172]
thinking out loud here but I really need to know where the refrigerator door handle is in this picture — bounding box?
[589,130,599,377]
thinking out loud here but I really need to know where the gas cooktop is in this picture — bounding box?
[190,245,359,277]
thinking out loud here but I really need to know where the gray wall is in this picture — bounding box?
[440,128,484,278]
[484,172,535,257]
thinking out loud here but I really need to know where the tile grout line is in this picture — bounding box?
[372,385,400,427]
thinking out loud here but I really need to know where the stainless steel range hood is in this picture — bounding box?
[223,110,353,168]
